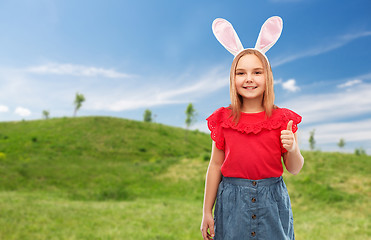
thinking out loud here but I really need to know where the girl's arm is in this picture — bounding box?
[281,120,304,175]
[201,141,225,240]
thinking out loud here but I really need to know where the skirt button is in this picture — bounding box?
[251,232,256,237]
[252,214,257,219]
[252,181,257,186]
[251,197,256,203]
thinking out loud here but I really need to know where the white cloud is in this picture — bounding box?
[274,79,282,85]
[277,75,371,153]
[0,64,229,120]
[271,30,371,67]
[0,67,73,112]
[26,63,133,78]
[281,83,371,124]
[275,78,300,92]
[0,105,9,112]
[87,66,229,112]
[340,31,371,41]
[14,107,31,117]
[301,118,371,144]
[337,79,362,88]
[97,98,184,112]
[190,121,209,133]
[298,118,371,154]
[281,79,300,92]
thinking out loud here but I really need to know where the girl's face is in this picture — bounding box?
[235,54,266,102]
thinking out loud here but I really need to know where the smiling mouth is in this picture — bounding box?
[243,86,258,90]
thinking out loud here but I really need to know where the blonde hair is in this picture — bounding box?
[229,49,275,123]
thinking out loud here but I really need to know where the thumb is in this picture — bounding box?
[287,120,293,131]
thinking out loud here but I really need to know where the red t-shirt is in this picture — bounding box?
[207,107,302,180]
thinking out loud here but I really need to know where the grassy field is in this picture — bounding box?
[0,117,370,239]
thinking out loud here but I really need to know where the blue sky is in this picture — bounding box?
[0,0,371,153]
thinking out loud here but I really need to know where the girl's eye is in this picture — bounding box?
[236,72,244,75]
[255,71,262,75]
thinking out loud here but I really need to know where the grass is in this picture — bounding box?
[0,117,210,201]
[0,117,370,239]
[284,151,370,239]
[0,191,203,240]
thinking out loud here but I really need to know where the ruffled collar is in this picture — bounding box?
[212,107,300,134]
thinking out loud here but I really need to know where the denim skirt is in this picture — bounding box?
[214,176,295,240]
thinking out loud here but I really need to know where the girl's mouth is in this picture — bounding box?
[243,86,258,90]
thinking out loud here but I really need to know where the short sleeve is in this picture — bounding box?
[280,108,302,154]
[206,108,225,151]
[280,108,302,133]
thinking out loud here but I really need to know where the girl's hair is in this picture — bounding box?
[229,49,275,123]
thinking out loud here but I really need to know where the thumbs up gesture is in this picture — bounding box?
[281,120,296,152]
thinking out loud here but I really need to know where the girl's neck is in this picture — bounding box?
[241,98,264,113]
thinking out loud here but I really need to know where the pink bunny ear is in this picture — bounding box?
[212,18,244,56]
[255,16,283,54]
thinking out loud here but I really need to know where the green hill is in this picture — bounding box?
[0,116,211,201]
[0,117,369,239]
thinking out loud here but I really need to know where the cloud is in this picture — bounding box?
[281,79,300,92]
[274,79,282,85]
[0,67,73,111]
[301,118,371,144]
[14,107,31,117]
[190,121,209,133]
[280,82,371,124]
[279,79,371,153]
[271,30,371,67]
[275,78,300,92]
[26,63,133,78]
[0,105,9,112]
[87,66,229,112]
[298,118,371,154]
[340,31,371,41]
[95,98,184,112]
[337,79,362,88]
[0,64,229,120]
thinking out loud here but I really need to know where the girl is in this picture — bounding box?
[201,17,304,240]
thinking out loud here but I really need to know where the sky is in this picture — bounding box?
[0,0,371,154]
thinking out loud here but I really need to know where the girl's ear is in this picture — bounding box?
[254,16,283,54]
[212,18,244,56]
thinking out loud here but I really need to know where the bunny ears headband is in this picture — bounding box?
[212,16,283,63]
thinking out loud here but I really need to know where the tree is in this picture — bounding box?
[42,110,50,120]
[337,138,345,150]
[309,129,316,151]
[143,109,152,122]
[73,92,85,117]
[354,147,366,156]
[185,103,196,129]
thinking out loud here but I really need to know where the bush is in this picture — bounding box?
[354,147,366,156]
[202,153,210,161]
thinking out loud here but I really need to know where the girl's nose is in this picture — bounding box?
[245,74,253,82]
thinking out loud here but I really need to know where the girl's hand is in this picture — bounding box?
[281,120,296,152]
[201,213,215,240]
